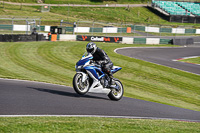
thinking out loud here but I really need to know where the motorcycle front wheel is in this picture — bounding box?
[73,73,89,95]
[108,78,124,101]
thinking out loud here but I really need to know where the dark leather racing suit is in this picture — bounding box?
[91,47,113,79]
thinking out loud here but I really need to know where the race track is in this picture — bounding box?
[0,78,200,122]
[0,47,200,122]
[116,47,200,75]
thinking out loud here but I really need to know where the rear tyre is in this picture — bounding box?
[108,79,124,101]
[73,73,89,95]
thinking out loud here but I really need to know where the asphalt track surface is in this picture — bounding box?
[0,47,200,122]
[116,47,200,75]
[0,78,200,122]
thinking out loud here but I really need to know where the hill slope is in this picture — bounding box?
[1,3,200,27]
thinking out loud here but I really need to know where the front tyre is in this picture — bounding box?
[73,73,89,95]
[108,79,124,101]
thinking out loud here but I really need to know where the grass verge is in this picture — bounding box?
[0,41,199,111]
[178,57,200,65]
[0,117,199,133]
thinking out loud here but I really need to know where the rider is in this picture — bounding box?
[86,42,115,88]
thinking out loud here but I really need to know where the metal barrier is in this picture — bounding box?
[0,34,45,42]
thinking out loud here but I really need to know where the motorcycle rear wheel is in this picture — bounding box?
[108,79,124,101]
[73,73,89,95]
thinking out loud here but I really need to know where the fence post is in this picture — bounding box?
[26,17,28,35]
[75,20,79,35]
[175,25,177,39]
[12,17,14,34]
[159,25,161,38]
[39,17,41,33]
[120,23,122,36]
[147,24,148,37]
[92,21,94,36]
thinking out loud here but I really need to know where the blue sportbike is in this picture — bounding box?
[73,52,124,101]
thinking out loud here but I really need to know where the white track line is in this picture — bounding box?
[0,78,71,88]
[172,56,200,66]
[114,46,183,53]
[0,115,199,122]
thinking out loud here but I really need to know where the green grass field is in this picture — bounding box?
[50,6,170,25]
[0,117,200,133]
[1,3,200,27]
[0,41,199,111]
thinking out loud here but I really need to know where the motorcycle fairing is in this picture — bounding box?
[111,66,122,74]
[86,70,110,94]
[84,66,105,80]
[76,58,90,66]
[76,53,93,66]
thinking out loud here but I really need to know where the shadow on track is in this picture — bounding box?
[28,87,109,100]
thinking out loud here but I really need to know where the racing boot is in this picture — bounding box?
[109,76,116,88]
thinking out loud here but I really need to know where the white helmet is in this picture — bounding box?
[86,42,97,54]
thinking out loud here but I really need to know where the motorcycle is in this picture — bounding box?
[73,52,124,101]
